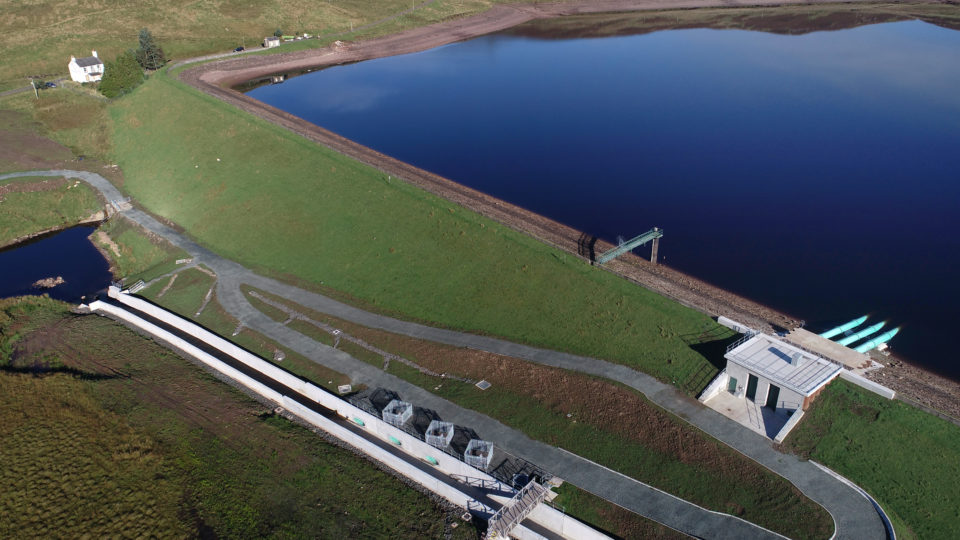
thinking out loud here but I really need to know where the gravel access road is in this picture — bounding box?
[0,168,891,539]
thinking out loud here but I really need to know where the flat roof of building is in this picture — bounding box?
[726,334,841,396]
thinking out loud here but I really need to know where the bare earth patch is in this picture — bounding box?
[94,230,122,258]
[0,111,73,172]
[0,176,67,197]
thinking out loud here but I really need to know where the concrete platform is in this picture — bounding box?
[704,391,792,440]
[784,328,873,371]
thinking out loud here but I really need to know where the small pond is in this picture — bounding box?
[0,225,113,303]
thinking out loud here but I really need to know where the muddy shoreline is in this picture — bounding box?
[0,213,105,252]
[179,0,960,419]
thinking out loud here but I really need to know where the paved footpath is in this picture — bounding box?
[2,169,890,539]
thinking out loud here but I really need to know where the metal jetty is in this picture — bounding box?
[595,227,663,265]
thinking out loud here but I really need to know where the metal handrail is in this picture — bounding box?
[485,480,549,538]
[725,331,757,353]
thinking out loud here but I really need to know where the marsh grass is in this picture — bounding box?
[0,372,190,538]
[0,297,475,538]
[0,176,101,246]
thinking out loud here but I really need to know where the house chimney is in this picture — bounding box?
[71,55,76,61]
[92,50,98,58]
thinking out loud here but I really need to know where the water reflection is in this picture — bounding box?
[248,18,960,378]
[0,226,112,303]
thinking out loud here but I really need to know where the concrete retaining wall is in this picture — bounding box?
[698,369,729,402]
[773,409,805,444]
[839,370,896,400]
[526,503,613,540]
[108,287,491,481]
[97,291,607,539]
[88,300,284,404]
[109,287,317,397]
[718,316,756,335]
[280,397,494,513]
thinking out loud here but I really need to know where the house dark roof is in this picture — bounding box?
[75,56,102,67]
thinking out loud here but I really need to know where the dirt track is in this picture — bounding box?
[179,0,960,417]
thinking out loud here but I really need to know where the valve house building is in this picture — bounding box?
[724,333,841,412]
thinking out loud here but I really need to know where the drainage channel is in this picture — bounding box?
[95,295,562,539]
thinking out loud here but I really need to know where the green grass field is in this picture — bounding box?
[144,274,355,392]
[141,266,215,315]
[122,271,697,538]
[0,297,476,538]
[92,217,189,282]
[143,276,831,539]
[784,379,960,540]
[110,71,722,389]
[241,287,832,539]
[0,0,510,87]
[551,484,685,539]
[0,176,101,247]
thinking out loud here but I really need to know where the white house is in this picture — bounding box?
[263,36,280,48]
[68,51,103,83]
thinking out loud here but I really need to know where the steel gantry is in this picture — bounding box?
[595,227,662,265]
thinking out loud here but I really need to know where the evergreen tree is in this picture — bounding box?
[136,28,166,70]
[99,49,145,98]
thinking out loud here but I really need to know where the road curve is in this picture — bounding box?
[1,169,890,539]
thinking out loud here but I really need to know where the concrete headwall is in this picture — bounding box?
[698,369,729,402]
[839,370,896,400]
[717,316,756,336]
[773,409,805,444]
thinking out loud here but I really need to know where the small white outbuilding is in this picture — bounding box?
[724,333,841,412]
[68,50,104,83]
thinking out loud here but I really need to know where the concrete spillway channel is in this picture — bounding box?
[87,290,600,540]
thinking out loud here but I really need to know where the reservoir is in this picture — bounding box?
[0,226,112,303]
[249,18,960,380]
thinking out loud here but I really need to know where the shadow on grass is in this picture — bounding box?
[0,362,120,380]
[688,333,740,371]
[680,328,740,394]
[577,232,598,262]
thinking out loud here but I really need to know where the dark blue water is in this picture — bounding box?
[249,21,960,379]
[0,226,112,303]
